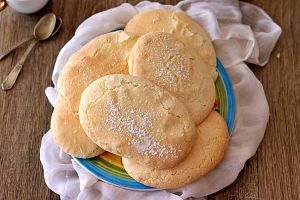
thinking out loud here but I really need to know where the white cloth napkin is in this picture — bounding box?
[41,0,281,199]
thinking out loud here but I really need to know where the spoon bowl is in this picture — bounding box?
[34,13,56,40]
[1,13,57,90]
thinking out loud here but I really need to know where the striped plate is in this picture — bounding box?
[73,58,235,191]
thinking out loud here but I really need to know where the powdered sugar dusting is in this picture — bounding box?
[137,33,192,95]
[153,18,159,23]
[102,94,180,159]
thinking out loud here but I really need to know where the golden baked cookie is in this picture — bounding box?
[57,31,141,113]
[122,110,229,189]
[79,74,197,169]
[129,32,216,125]
[51,94,105,158]
[125,9,218,81]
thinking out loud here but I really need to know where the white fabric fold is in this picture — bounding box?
[41,0,281,199]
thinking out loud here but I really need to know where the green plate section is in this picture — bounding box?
[215,74,227,121]
[88,156,135,181]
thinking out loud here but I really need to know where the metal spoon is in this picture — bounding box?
[0,17,62,61]
[1,13,56,91]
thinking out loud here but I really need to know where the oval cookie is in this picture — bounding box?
[51,94,105,158]
[122,110,229,189]
[129,32,216,125]
[57,31,141,112]
[125,9,218,81]
[79,74,196,169]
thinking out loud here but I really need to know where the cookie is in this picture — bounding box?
[51,94,105,158]
[125,9,218,81]
[57,31,141,113]
[122,110,229,189]
[129,32,216,125]
[79,74,197,169]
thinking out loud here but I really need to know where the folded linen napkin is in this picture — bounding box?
[41,0,281,199]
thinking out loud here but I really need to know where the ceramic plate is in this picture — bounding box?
[73,58,235,191]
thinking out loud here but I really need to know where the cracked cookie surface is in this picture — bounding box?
[122,110,229,189]
[51,31,140,158]
[57,31,141,113]
[51,94,105,158]
[79,74,197,169]
[125,9,218,81]
[129,32,216,125]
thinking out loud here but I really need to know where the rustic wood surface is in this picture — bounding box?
[0,0,298,199]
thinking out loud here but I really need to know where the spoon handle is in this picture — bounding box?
[0,36,34,60]
[1,39,39,90]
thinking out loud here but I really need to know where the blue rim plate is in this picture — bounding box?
[73,58,235,191]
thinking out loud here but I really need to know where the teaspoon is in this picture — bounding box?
[1,13,56,90]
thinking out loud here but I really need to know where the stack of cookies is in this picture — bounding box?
[50,9,229,189]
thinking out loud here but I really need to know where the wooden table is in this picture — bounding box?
[0,0,299,199]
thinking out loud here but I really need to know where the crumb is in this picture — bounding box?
[276,53,280,59]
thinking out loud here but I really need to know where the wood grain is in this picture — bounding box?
[0,0,299,199]
[250,0,300,199]
[209,0,300,199]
